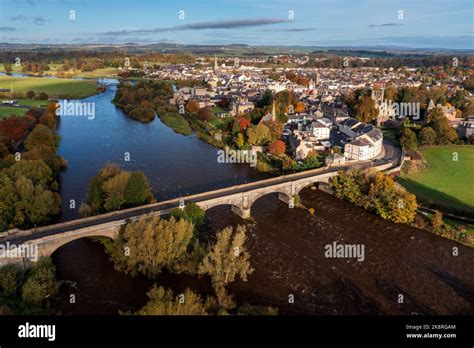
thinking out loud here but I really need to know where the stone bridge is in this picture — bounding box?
[0,161,394,267]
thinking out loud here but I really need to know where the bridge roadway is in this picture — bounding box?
[1,158,392,247]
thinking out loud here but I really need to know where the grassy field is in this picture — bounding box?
[397,146,474,216]
[16,99,49,107]
[157,112,192,136]
[77,67,120,78]
[0,106,27,119]
[0,75,98,99]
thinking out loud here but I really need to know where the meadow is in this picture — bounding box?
[397,146,474,216]
[0,75,98,99]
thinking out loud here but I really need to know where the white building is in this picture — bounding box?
[343,125,383,161]
[310,120,330,140]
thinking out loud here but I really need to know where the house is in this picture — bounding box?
[427,100,458,121]
[325,152,346,166]
[310,120,330,140]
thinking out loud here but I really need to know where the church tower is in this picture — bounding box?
[213,55,218,73]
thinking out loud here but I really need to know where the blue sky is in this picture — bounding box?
[0,0,473,48]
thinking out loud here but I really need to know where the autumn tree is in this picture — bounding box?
[186,100,200,113]
[246,124,271,146]
[108,215,195,277]
[354,96,378,123]
[268,140,285,156]
[196,106,213,121]
[0,160,60,230]
[432,210,444,230]
[400,127,418,150]
[295,102,306,114]
[238,116,251,130]
[198,225,254,292]
[263,120,284,142]
[418,127,437,146]
[136,286,209,315]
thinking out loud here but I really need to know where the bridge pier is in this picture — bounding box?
[231,205,251,219]
[278,193,294,208]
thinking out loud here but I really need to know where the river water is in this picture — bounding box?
[7,75,470,315]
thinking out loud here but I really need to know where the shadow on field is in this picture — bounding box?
[397,177,474,218]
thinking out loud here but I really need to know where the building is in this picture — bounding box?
[310,120,330,140]
[259,101,277,124]
[457,120,474,140]
[325,152,346,166]
[427,100,458,121]
[343,125,383,161]
[371,87,396,125]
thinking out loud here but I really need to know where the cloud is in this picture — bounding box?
[9,15,51,25]
[262,28,317,32]
[103,18,288,36]
[369,23,404,28]
[0,27,16,32]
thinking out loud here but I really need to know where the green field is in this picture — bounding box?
[397,146,474,216]
[77,67,120,78]
[0,76,98,99]
[157,112,192,136]
[0,106,28,119]
[16,99,49,107]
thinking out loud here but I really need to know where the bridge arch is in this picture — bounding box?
[36,226,120,259]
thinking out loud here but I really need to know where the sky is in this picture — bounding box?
[0,0,473,49]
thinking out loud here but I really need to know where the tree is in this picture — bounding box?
[38,92,49,100]
[0,160,60,230]
[109,215,195,277]
[26,90,35,99]
[137,286,209,315]
[432,210,444,230]
[186,100,200,113]
[365,172,417,223]
[268,140,285,156]
[354,96,378,123]
[25,124,60,150]
[3,63,12,73]
[234,132,245,149]
[295,102,306,114]
[102,171,131,211]
[196,106,213,121]
[124,171,153,207]
[170,202,205,226]
[247,124,271,146]
[427,107,458,144]
[21,258,58,305]
[400,127,418,150]
[264,120,284,142]
[418,127,437,145]
[238,117,251,130]
[0,265,18,296]
[198,225,254,291]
